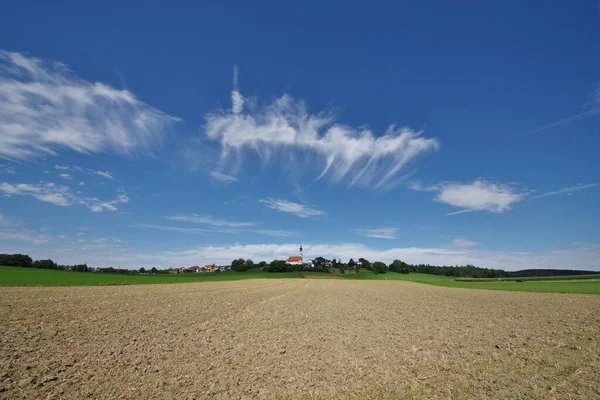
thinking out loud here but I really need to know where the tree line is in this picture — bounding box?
[2,253,596,277]
[0,254,90,272]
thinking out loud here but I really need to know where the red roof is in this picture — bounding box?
[287,256,302,262]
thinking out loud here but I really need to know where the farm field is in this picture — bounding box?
[344,270,600,294]
[2,266,600,294]
[1,279,599,399]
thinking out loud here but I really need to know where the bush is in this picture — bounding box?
[32,259,58,269]
[231,258,248,272]
[373,261,388,274]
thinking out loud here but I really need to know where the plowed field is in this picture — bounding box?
[1,279,599,399]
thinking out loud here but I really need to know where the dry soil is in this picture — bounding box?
[1,279,599,399]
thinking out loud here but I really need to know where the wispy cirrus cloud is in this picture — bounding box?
[453,238,478,248]
[518,87,600,137]
[0,229,52,244]
[530,183,600,199]
[210,170,239,184]
[95,170,114,180]
[0,164,15,174]
[409,180,525,214]
[0,50,178,161]
[259,198,325,218]
[0,181,129,212]
[0,182,72,206]
[201,70,439,188]
[55,165,115,180]
[134,223,295,238]
[133,224,211,235]
[355,228,399,239]
[85,191,129,212]
[58,173,72,180]
[250,229,295,237]
[165,214,256,228]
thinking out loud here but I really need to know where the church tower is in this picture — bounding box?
[299,245,303,260]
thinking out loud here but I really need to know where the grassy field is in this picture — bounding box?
[456,274,600,282]
[343,270,600,294]
[1,266,599,293]
[0,266,301,286]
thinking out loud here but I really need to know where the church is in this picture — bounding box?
[285,245,304,266]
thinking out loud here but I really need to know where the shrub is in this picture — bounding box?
[373,261,388,274]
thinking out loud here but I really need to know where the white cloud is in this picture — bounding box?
[165,214,256,228]
[410,179,525,214]
[355,228,399,239]
[0,182,71,206]
[133,224,210,234]
[202,74,439,188]
[519,109,598,137]
[95,170,115,180]
[530,183,600,199]
[250,229,295,237]
[0,181,129,212]
[0,229,51,244]
[59,173,71,180]
[0,164,15,174]
[259,198,325,218]
[518,85,600,137]
[0,50,178,161]
[133,224,294,238]
[89,242,600,271]
[0,215,51,244]
[10,237,600,271]
[83,191,129,212]
[453,238,478,248]
[210,170,239,184]
[54,165,115,180]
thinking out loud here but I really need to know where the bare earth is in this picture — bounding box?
[1,280,599,399]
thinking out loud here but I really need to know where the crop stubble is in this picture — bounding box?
[1,279,599,399]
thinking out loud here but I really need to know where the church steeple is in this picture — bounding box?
[299,245,303,260]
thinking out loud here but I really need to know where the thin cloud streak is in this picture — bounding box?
[210,171,239,184]
[355,228,399,239]
[259,198,325,218]
[530,183,600,199]
[165,214,256,228]
[0,181,129,212]
[518,109,598,137]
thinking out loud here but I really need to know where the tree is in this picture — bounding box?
[32,259,58,270]
[373,261,388,274]
[246,259,255,269]
[231,258,248,272]
[0,254,33,268]
[258,261,267,269]
[266,260,287,272]
[70,264,88,272]
[151,267,158,274]
[348,258,355,267]
[139,267,146,274]
[359,258,371,270]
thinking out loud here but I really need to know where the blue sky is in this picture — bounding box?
[1,0,599,270]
